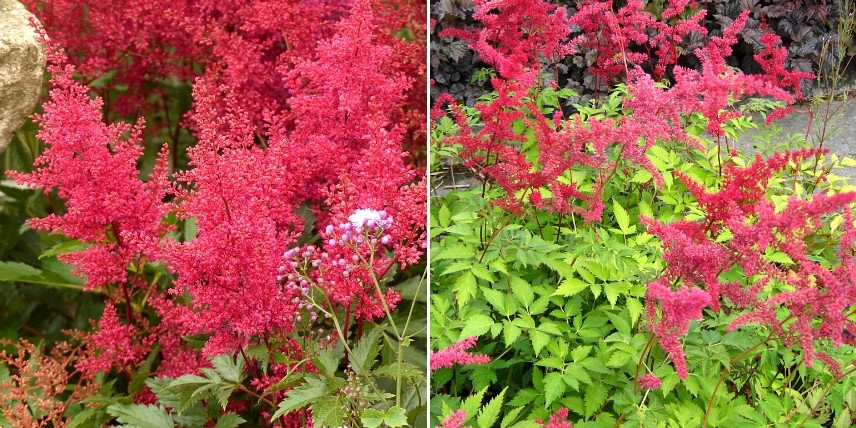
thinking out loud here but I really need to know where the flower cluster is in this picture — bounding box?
[569,0,706,82]
[644,150,856,376]
[440,409,467,428]
[0,338,100,427]
[430,336,491,371]
[278,208,404,322]
[439,0,571,86]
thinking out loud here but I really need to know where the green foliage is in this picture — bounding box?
[266,322,427,428]
[431,80,856,427]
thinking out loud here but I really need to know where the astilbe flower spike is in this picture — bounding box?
[440,0,571,86]
[0,338,100,428]
[10,28,170,293]
[430,336,491,371]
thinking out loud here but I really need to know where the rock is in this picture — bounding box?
[0,0,45,154]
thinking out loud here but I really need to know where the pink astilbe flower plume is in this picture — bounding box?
[10,29,170,293]
[430,336,491,371]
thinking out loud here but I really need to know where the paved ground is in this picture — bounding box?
[735,97,856,182]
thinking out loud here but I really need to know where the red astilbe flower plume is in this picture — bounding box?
[638,373,662,390]
[569,0,706,82]
[21,0,199,116]
[76,304,154,376]
[440,0,572,86]
[163,78,308,358]
[643,281,712,379]
[644,150,856,377]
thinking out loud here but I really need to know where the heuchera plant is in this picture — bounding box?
[2,0,426,427]
[431,0,856,426]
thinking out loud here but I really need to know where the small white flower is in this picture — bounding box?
[348,208,384,228]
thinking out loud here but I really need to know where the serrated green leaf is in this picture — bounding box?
[350,325,382,376]
[105,404,174,428]
[459,314,493,339]
[584,383,608,417]
[439,204,452,228]
[213,413,245,428]
[266,372,305,393]
[631,169,653,183]
[454,272,478,308]
[384,406,408,427]
[477,387,507,428]
[543,372,565,407]
[530,330,550,356]
[361,408,385,428]
[613,200,630,233]
[554,277,588,297]
[165,374,214,414]
[764,251,794,265]
[626,298,643,326]
[481,286,508,315]
[571,345,592,362]
[271,375,327,421]
[372,362,424,380]
[604,283,620,307]
[503,321,521,347]
[39,240,85,259]
[509,276,534,308]
[461,387,488,422]
[0,261,41,281]
[212,354,243,383]
[313,347,339,377]
[67,406,103,428]
[311,395,344,428]
[471,263,496,282]
[500,407,524,428]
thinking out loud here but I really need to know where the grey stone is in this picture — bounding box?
[0,0,45,154]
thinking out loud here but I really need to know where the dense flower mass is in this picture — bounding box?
[14,0,426,421]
